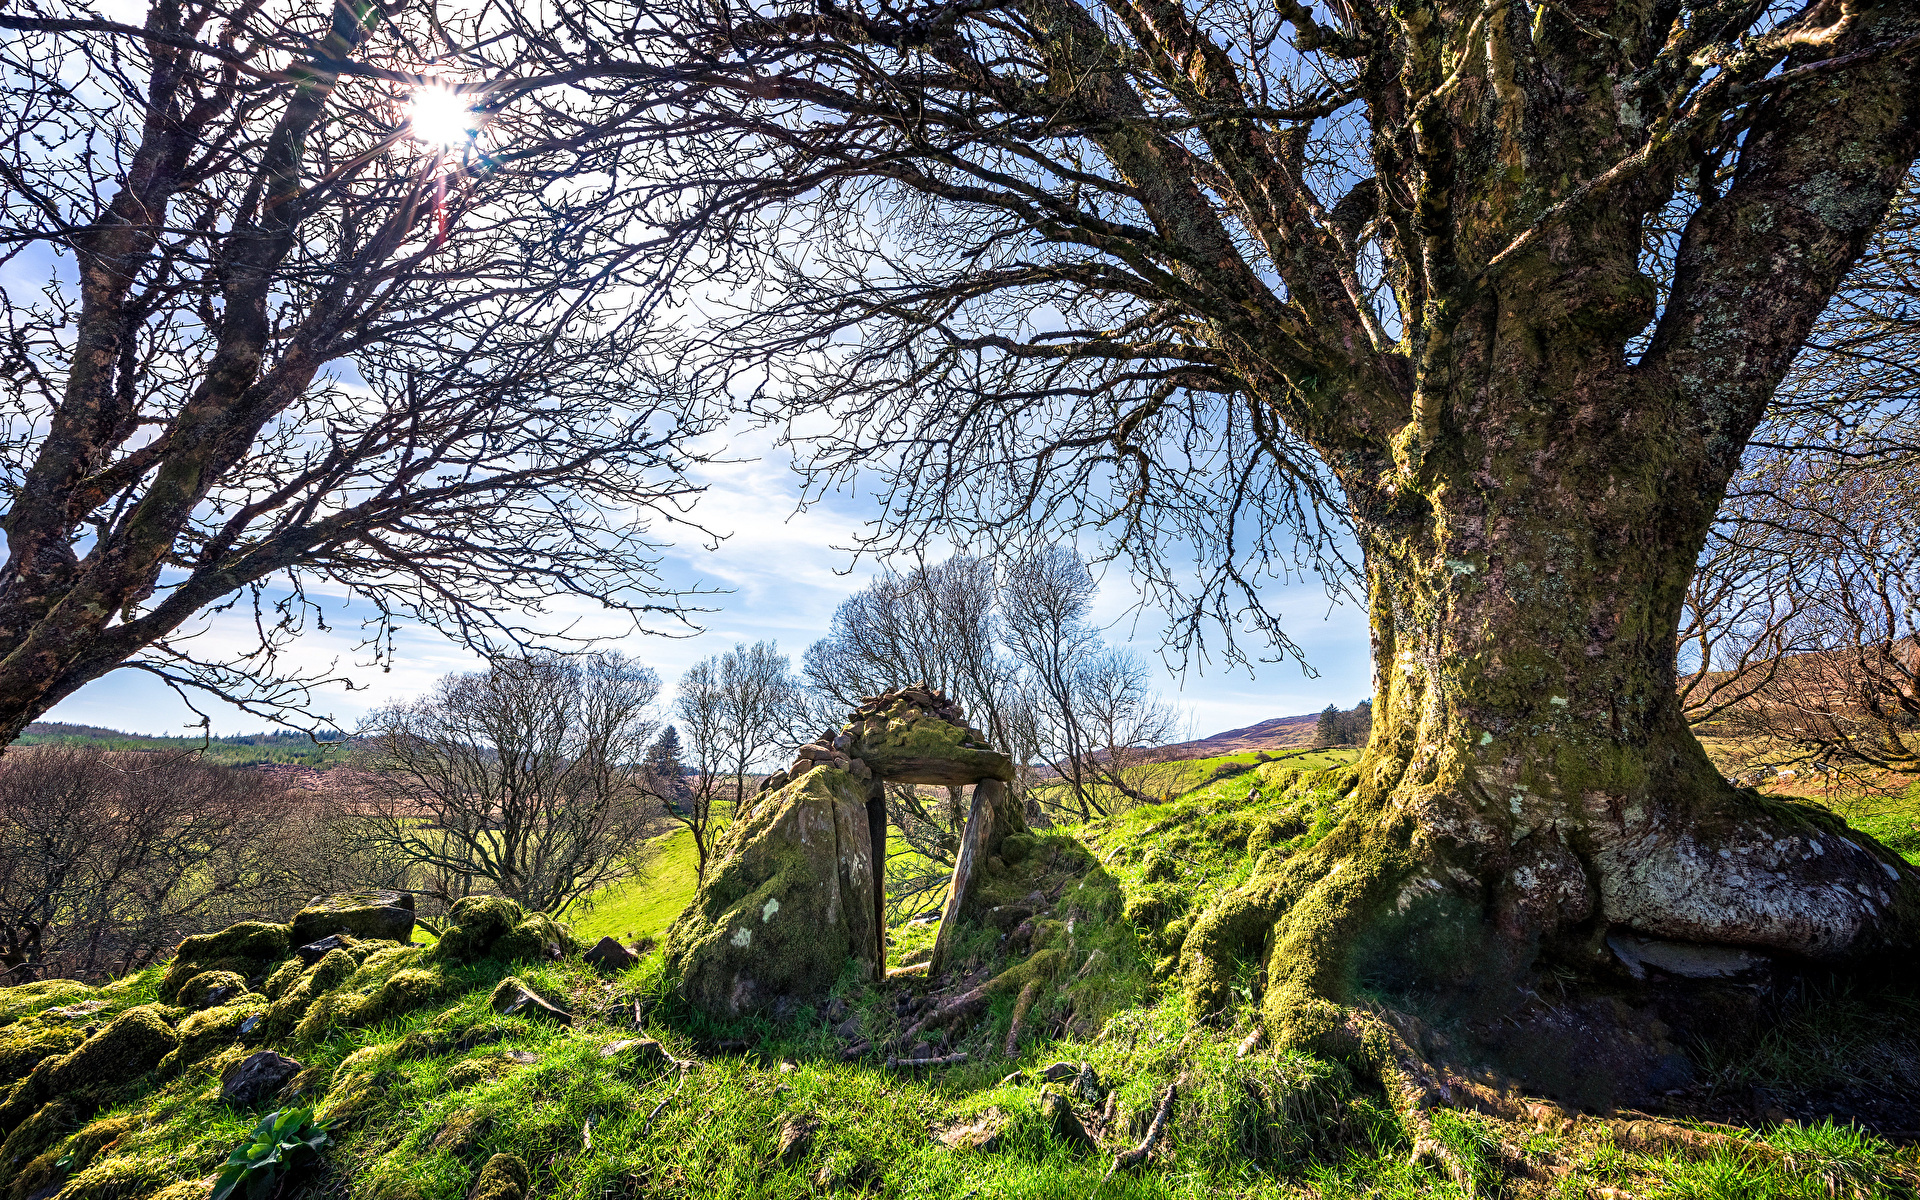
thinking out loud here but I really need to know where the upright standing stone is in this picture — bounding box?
[663,766,881,1015]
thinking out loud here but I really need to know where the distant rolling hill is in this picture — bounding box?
[10,721,347,768]
[1147,712,1323,760]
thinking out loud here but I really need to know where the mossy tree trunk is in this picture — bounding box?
[1183,186,1920,1050]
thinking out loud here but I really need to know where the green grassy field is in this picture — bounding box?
[562,830,703,946]
[8,722,348,767]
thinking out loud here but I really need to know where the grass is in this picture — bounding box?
[562,830,703,946]
[6,747,1919,1200]
[8,722,348,767]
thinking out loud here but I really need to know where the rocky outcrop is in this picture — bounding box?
[159,921,289,1002]
[290,890,416,946]
[664,766,881,1016]
[0,891,579,1197]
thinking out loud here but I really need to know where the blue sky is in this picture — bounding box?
[40,433,1376,740]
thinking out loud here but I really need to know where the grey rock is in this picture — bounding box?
[222,1050,303,1106]
[1072,1062,1104,1105]
[1040,1061,1078,1082]
[295,934,351,965]
[934,1108,1007,1152]
[582,936,639,971]
[1608,933,1769,980]
[290,890,414,946]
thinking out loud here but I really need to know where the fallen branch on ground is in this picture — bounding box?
[885,1052,969,1069]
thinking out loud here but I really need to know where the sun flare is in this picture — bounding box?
[405,87,478,147]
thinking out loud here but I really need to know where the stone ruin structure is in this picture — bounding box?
[662,684,1025,1016]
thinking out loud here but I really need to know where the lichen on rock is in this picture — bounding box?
[664,765,881,1016]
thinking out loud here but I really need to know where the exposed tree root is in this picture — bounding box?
[1094,1084,1177,1195]
[1004,979,1039,1058]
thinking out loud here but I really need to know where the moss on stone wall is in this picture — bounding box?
[159,924,288,1003]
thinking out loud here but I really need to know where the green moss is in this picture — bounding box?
[467,1154,528,1200]
[158,995,266,1077]
[8,1111,139,1200]
[0,1097,76,1185]
[259,959,305,1002]
[261,949,357,1042]
[159,923,289,1002]
[422,898,565,967]
[53,1150,169,1200]
[45,1007,176,1096]
[845,705,1015,783]
[988,949,1067,996]
[174,973,247,1012]
[0,1022,87,1091]
[0,983,94,1030]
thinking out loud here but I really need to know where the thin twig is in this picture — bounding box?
[1097,1083,1177,1191]
[637,1065,688,1137]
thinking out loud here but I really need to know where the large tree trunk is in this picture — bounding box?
[1184,345,1920,1071]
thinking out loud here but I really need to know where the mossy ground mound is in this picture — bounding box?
[0,761,1915,1200]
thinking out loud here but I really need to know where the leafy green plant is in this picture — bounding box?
[211,1109,329,1200]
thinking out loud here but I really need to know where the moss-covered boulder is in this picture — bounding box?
[468,1154,528,1200]
[159,922,289,1002]
[43,1007,176,1096]
[290,890,415,947]
[843,691,1013,786]
[159,994,267,1077]
[0,1017,89,1091]
[422,897,570,967]
[664,766,881,1016]
[174,971,247,1011]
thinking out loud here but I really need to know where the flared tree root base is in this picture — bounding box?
[1176,759,1920,1182]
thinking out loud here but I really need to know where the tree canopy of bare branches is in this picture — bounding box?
[0,747,327,980]
[382,0,1920,1063]
[350,653,662,914]
[674,641,810,879]
[805,548,1181,823]
[0,0,714,742]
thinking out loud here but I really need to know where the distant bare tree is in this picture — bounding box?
[675,642,808,879]
[352,653,661,914]
[804,556,1015,748]
[1074,648,1185,806]
[1681,173,1920,786]
[0,0,713,743]
[1706,457,1920,791]
[0,748,291,981]
[1002,548,1106,819]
